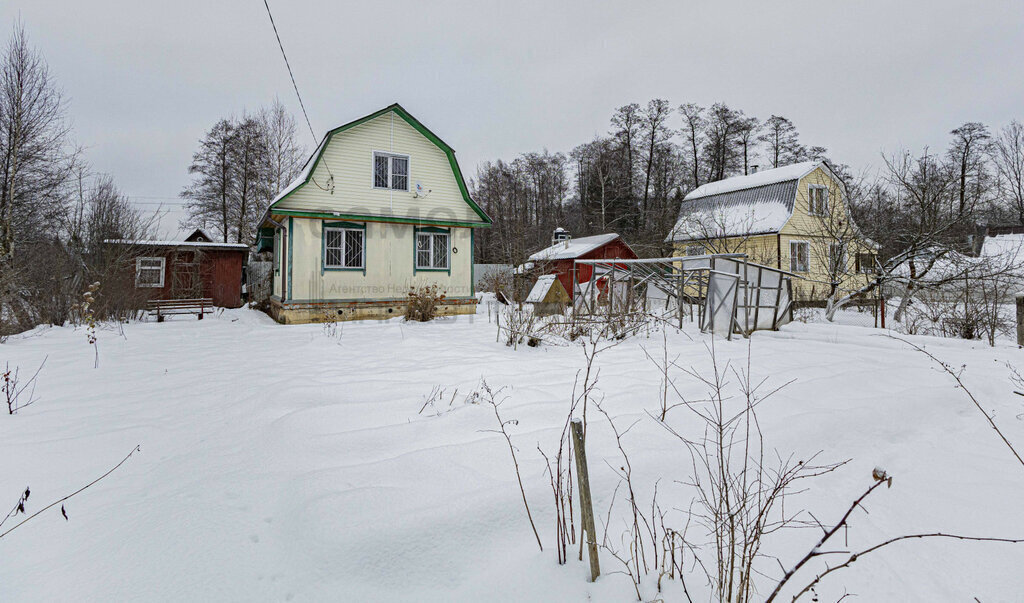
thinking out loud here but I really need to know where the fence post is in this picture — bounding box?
[570,419,600,582]
[1016,292,1024,347]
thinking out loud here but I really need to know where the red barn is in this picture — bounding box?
[526,230,638,299]
[106,230,248,308]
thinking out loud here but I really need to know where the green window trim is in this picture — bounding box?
[286,217,293,301]
[321,220,367,275]
[257,227,275,253]
[414,227,451,275]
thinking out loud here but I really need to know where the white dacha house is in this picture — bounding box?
[257,104,492,323]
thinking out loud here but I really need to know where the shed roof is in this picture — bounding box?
[525,274,570,304]
[528,233,621,261]
[104,239,249,250]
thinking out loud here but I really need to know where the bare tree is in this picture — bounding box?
[258,98,305,198]
[679,103,706,188]
[992,120,1024,224]
[0,21,77,327]
[639,99,674,232]
[758,115,805,169]
[181,118,236,242]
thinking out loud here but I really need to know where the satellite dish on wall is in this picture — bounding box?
[414,181,431,199]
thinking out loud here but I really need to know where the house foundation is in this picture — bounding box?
[267,296,478,324]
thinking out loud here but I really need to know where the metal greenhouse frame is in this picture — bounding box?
[572,254,798,339]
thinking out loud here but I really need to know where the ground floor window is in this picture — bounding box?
[416,231,449,270]
[790,241,810,273]
[856,252,877,274]
[324,225,365,269]
[685,244,706,256]
[136,257,166,288]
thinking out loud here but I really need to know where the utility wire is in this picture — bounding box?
[263,0,317,144]
[261,0,334,192]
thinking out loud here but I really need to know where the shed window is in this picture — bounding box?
[373,152,409,191]
[416,231,449,270]
[685,245,705,256]
[808,185,829,216]
[790,241,810,273]
[324,226,365,269]
[136,257,165,288]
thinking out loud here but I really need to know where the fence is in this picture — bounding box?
[246,261,273,305]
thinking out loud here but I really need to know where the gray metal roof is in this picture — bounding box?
[666,180,799,243]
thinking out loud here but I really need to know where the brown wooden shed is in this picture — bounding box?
[105,230,248,308]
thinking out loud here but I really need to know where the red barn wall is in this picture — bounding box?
[130,247,245,308]
[540,239,638,299]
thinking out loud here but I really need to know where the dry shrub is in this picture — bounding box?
[405,285,446,322]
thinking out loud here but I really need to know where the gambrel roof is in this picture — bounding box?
[666,161,842,243]
[262,103,491,229]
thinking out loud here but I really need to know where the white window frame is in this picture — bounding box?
[372,151,410,192]
[415,231,449,270]
[808,185,829,216]
[789,240,810,273]
[135,256,166,288]
[685,244,706,256]
[323,226,365,270]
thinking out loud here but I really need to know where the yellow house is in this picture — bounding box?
[666,161,877,302]
[256,104,491,323]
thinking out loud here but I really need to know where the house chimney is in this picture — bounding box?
[552,227,571,247]
[750,164,759,174]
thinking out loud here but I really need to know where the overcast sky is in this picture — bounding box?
[3,0,1023,236]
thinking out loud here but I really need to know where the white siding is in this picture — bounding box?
[273,110,481,224]
[283,218,473,302]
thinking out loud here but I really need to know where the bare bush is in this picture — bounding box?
[479,380,543,552]
[404,285,446,322]
[3,356,45,414]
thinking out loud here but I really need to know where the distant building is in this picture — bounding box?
[525,230,638,299]
[665,161,878,302]
[105,229,248,307]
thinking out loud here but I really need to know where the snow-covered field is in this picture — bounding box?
[1,304,1023,601]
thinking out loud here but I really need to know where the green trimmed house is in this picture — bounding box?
[256,104,491,323]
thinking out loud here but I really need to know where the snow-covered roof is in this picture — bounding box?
[981,233,1024,261]
[528,233,621,261]
[525,274,559,303]
[667,180,798,242]
[685,161,819,201]
[104,239,249,249]
[270,138,327,205]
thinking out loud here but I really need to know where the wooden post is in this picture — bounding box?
[570,419,600,582]
[1016,293,1024,347]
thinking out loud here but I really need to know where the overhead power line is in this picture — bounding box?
[262,0,317,144]
[261,0,334,192]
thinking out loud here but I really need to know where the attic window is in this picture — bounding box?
[808,185,829,216]
[373,152,409,191]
